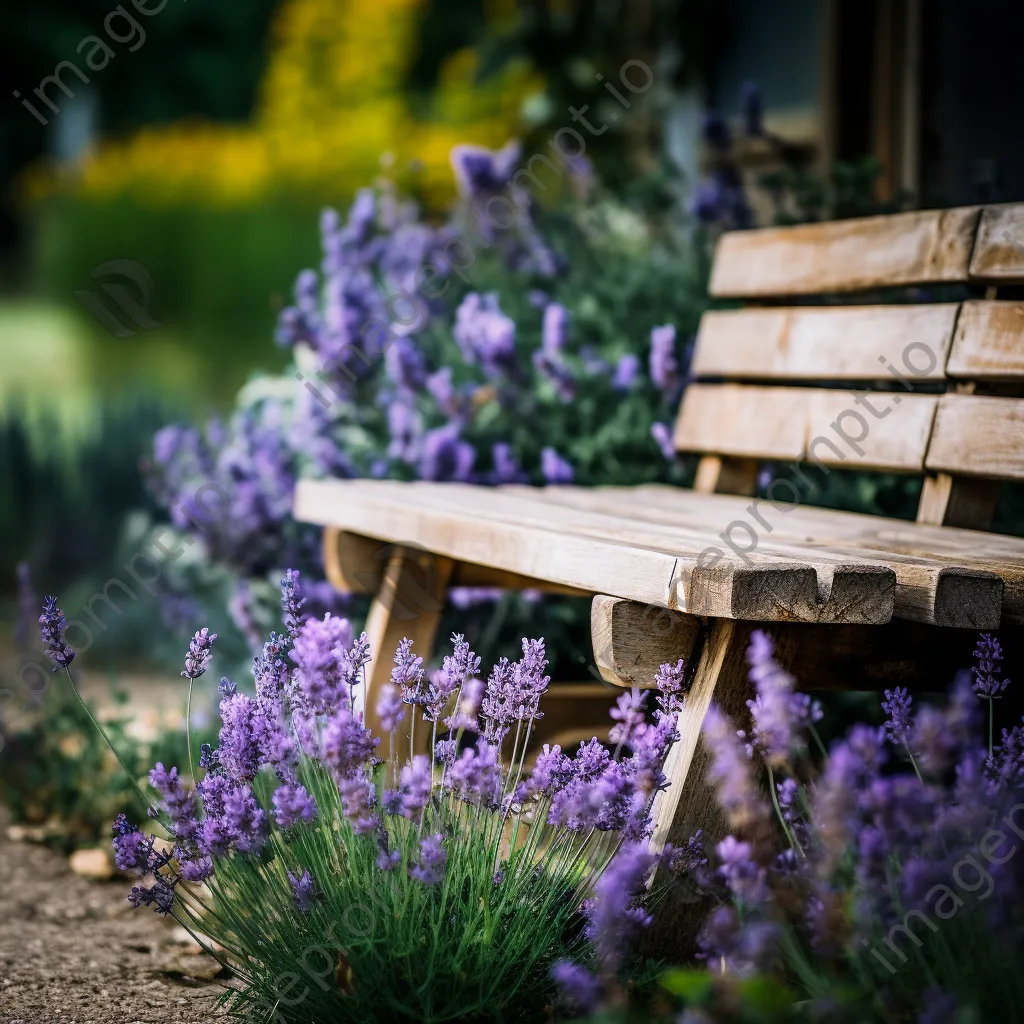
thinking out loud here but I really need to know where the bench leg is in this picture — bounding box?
[361,546,453,758]
[643,618,759,958]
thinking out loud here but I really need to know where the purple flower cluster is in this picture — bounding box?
[690,628,1024,1008]
[39,596,75,670]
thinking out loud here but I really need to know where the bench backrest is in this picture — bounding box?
[675,203,1024,529]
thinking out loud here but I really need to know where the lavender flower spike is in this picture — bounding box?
[882,687,913,746]
[39,596,75,669]
[182,627,218,680]
[973,633,1010,698]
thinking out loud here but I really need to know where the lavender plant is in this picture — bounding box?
[145,144,702,656]
[648,632,1024,1023]
[106,572,685,1023]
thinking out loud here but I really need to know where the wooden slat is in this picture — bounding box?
[675,384,938,472]
[591,596,701,688]
[926,394,1024,479]
[323,528,587,596]
[692,305,956,381]
[946,301,1024,380]
[968,205,1024,282]
[674,385,806,461]
[295,479,896,624]
[508,485,1008,628]
[709,206,980,298]
[692,455,759,495]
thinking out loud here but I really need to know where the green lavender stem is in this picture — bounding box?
[63,665,153,817]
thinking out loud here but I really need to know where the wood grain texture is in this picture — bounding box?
[323,529,590,596]
[916,473,1002,530]
[709,206,980,297]
[296,479,897,624]
[674,384,938,472]
[591,596,701,688]
[968,205,1024,282]
[926,394,1024,479]
[692,305,956,380]
[512,484,1009,628]
[674,384,805,461]
[946,301,1024,380]
[362,546,452,758]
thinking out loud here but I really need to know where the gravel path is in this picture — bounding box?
[0,824,226,1024]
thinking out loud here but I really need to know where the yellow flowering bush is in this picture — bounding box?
[25,0,543,208]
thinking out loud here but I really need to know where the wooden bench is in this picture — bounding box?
[295,201,1024,900]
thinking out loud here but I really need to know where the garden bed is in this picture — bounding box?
[0,812,225,1024]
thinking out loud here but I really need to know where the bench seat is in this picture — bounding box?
[296,478,1013,629]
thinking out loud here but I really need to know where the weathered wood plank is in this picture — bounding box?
[709,206,980,298]
[510,485,1008,628]
[295,480,897,624]
[591,596,701,688]
[692,305,956,381]
[926,394,1024,480]
[946,301,1024,380]
[674,384,805,461]
[323,528,587,596]
[968,205,1024,282]
[675,384,938,472]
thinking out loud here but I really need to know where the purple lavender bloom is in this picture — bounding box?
[612,353,639,391]
[742,629,821,767]
[552,961,602,1012]
[222,783,269,855]
[702,704,766,830]
[272,783,318,829]
[882,687,913,746]
[453,293,516,379]
[512,638,550,722]
[541,447,573,484]
[39,597,75,670]
[322,707,379,778]
[434,739,458,765]
[716,835,768,905]
[148,763,199,842]
[375,682,405,733]
[280,569,305,642]
[290,614,354,713]
[648,325,678,392]
[447,739,502,809]
[445,676,483,732]
[585,842,657,971]
[702,112,731,150]
[664,831,708,877]
[450,141,520,198]
[111,817,154,874]
[182,628,217,680]
[218,694,261,782]
[973,633,1010,698]
[609,689,648,747]
[288,869,322,913]
[409,833,447,885]
[393,637,425,706]
[490,443,527,484]
[377,847,402,871]
[655,658,687,714]
[419,423,475,482]
[424,634,481,723]
[542,303,568,359]
[398,755,433,820]
[650,422,676,461]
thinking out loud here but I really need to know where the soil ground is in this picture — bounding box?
[0,815,226,1024]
